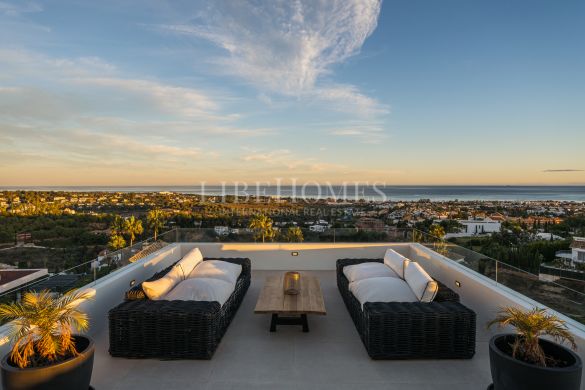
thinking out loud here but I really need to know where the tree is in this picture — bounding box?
[428,224,447,255]
[428,224,446,240]
[110,215,125,235]
[147,209,166,241]
[108,234,126,251]
[0,289,92,368]
[285,226,304,243]
[124,216,143,247]
[249,214,275,243]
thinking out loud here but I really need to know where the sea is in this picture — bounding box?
[2,185,585,202]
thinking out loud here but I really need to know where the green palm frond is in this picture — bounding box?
[488,306,576,367]
[0,289,92,368]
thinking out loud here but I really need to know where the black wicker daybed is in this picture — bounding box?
[109,256,251,359]
[337,257,476,360]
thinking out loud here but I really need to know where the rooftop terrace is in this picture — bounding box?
[1,235,584,389]
[91,270,492,389]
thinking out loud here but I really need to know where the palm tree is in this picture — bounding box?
[285,226,304,243]
[147,209,166,241]
[428,224,447,254]
[124,216,144,247]
[249,214,275,243]
[0,289,92,368]
[108,233,126,251]
[488,306,577,367]
[110,215,125,236]
[428,224,446,240]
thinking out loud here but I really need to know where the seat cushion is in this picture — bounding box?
[349,276,418,307]
[343,262,399,283]
[189,260,242,285]
[163,277,234,305]
[404,262,438,302]
[176,247,204,276]
[141,264,186,300]
[383,248,410,279]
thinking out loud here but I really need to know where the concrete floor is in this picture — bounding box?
[90,271,492,389]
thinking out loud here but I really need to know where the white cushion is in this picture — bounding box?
[343,262,399,283]
[176,248,204,276]
[142,265,185,300]
[383,248,410,279]
[349,277,418,307]
[189,260,242,285]
[404,262,438,302]
[163,277,234,305]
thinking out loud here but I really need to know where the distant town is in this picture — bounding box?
[1,190,584,285]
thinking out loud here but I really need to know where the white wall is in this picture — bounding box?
[460,221,501,235]
[181,242,411,270]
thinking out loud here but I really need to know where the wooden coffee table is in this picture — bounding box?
[254,273,326,332]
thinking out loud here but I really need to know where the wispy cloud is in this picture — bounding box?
[237,147,398,182]
[0,1,42,16]
[542,169,584,173]
[0,49,273,136]
[161,1,380,93]
[159,0,388,120]
[328,121,388,144]
[0,47,278,183]
[74,77,219,118]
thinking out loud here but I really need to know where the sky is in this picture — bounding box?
[0,0,584,186]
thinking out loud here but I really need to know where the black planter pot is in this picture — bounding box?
[489,334,582,390]
[1,335,94,390]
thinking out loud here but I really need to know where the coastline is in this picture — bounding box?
[1,185,585,202]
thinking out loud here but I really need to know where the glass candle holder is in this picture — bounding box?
[283,271,301,295]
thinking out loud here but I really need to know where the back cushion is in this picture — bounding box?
[404,262,438,302]
[176,247,204,276]
[189,260,242,285]
[164,277,235,305]
[383,249,410,279]
[142,265,185,300]
[343,262,399,283]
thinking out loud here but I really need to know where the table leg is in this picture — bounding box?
[301,314,309,332]
[268,313,310,332]
[270,313,278,332]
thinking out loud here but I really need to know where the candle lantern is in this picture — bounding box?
[283,271,301,295]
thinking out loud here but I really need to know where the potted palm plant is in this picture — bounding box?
[488,306,581,390]
[0,289,95,390]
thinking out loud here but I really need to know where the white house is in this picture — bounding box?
[570,237,585,265]
[534,232,564,241]
[309,224,328,233]
[459,218,501,235]
[214,226,230,236]
[445,218,501,238]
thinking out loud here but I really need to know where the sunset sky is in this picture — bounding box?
[0,0,584,186]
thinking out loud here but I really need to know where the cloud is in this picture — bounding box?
[542,169,583,173]
[0,1,42,16]
[159,0,386,118]
[328,121,387,144]
[0,47,279,184]
[161,0,380,93]
[0,49,273,137]
[0,124,207,167]
[237,147,397,182]
[314,84,389,116]
[74,77,219,118]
